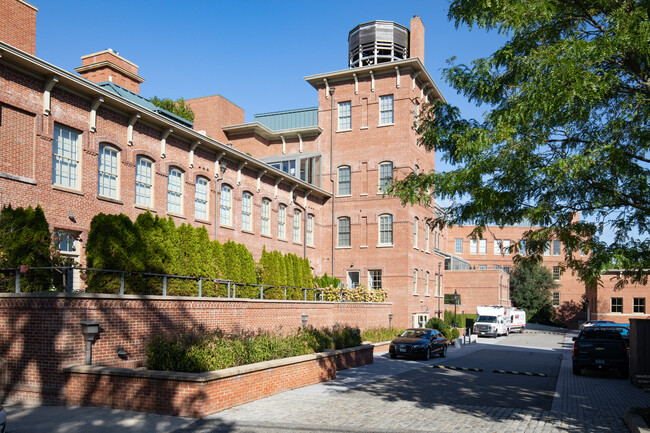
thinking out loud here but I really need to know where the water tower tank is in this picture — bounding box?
[348,21,409,68]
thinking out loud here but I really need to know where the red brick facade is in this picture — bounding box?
[0,0,36,55]
[586,272,649,325]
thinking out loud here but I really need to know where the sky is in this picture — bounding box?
[29,0,505,139]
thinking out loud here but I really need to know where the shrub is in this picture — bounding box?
[451,327,460,340]
[361,327,406,343]
[426,317,451,340]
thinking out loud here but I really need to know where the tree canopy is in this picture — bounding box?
[149,96,195,122]
[510,261,559,323]
[390,0,650,287]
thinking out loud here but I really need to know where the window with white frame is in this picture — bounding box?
[494,240,502,255]
[53,229,79,255]
[307,214,314,246]
[98,144,119,199]
[502,239,511,255]
[52,124,80,189]
[552,266,561,281]
[413,269,418,294]
[479,265,487,270]
[293,209,301,243]
[425,228,430,252]
[479,239,487,254]
[414,102,419,126]
[519,240,527,255]
[553,291,560,306]
[553,240,561,256]
[470,239,477,254]
[241,191,252,231]
[494,265,501,270]
[379,95,394,125]
[338,217,351,247]
[413,217,418,248]
[167,167,183,214]
[503,265,511,273]
[455,238,463,254]
[194,176,209,220]
[278,204,287,239]
[611,297,623,313]
[338,101,351,130]
[338,165,351,196]
[544,242,551,255]
[261,198,271,236]
[378,214,393,245]
[135,156,153,207]
[368,269,382,289]
[378,161,393,193]
[219,184,232,226]
[425,271,429,295]
[634,298,646,314]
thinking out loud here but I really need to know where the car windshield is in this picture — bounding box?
[477,315,497,323]
[580,329,623,340]
[400,330,427,338]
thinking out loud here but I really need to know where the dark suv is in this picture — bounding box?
[389,328,448,360]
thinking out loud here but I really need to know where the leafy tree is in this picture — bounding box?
[149,96,195,122]
[510,261,558,323]
[390,1,650,288]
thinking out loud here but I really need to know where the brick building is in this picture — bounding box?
[2,1,640,329]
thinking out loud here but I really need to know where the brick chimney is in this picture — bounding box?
[409,15,425,65]
[75,49,145,94]
[0,0,37,55]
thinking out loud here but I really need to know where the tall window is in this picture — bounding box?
[261,198,271,236]
[494,240,502,255]
[52,124,80,189]
[98,144,118,198]
[425,228,430,252]
[293,209,302,243]
[241,192,252,231]
[194,177,209,220]
[413,217,418,248]
[470,239,477,254]
[479,239,487,254]
[552,266,561,280]
[135,156,153,207]
[611,297,623,313]
[338,166,351,195]
[219,184,232,226]
[425,271,430,295]
[455,238,463,254]
[307,214,314,246]
[553,240,561,256]
[53,229,78,254]
[379,95,394,125]
[519,240,527,255]
[378,214,393,245]
[378,162,393,193]
[368,270,382,289]
[634,298,646,314]
[338,217,351,247]
[413,269,418,294]
[338,101,351,130]
[167,167,183,214]
[278,204,287,239]
[544,242,551,256]
[553,291,560,306]
[502,239,511,255]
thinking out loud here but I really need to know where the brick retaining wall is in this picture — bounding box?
[0,293,391,404]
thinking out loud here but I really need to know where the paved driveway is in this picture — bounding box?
[175,331,650,432]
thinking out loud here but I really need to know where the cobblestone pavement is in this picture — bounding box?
[176,332,650,433]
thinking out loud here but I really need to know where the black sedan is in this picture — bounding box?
[389,328,448,360]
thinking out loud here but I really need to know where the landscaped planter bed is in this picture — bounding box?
[64,344,375,417]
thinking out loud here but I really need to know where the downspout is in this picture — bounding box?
[329,87,335,276]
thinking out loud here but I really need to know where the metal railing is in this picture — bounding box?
[0,266,324,301]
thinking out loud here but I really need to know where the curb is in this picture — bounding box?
[624,408,650,433]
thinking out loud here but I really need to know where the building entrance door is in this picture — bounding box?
[347,270,360,288]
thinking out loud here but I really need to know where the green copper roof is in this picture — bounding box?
[254,107,318,131]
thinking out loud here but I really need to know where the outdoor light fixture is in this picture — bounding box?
[80,321,100,365]
[301,314,309,327]
[68,211,75,222]
[388,313,393,329]
[116,346,127,360]
[453,290,460,328]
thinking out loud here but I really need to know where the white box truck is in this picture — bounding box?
[473,305,511,337]
[507,308,526,333]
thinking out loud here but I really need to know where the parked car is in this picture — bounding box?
[0,404,6,433]
[594,323,630,347]
[580,320,615,330]
[389,328,448,360]
[572,326,629,377]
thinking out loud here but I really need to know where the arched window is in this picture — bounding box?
[194,176,209,220]
[167,167,183,214]
[98,143,119,199]
[338,165,351,196]
[338,217,351,247]
[413,217,418,248]
[378,161,393,193]
[220,184,233,226]
[413,269,418,294]
[241,191,253,231]
[135,156,153,207]
[378,214,393,245]
[261,198,271,236]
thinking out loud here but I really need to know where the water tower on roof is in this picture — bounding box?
[348,20,410,68]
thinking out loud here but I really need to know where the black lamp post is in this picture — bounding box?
[437,262,442,318]
[453,290,459,328]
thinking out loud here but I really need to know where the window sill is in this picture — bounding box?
[167,212,186,220]
[52,185,84,196]
[134,204,156,213]
[377,123,394,128]
[359,126,369,130]
[293,242,303,246]
[277,238,288,243]
[241,229,255,235]
[97,195,123,205]
[412,293,419,297]
[195,218,211,225]
[359,245,368,249]
[359,193,368,196]
[336,129,352,133]
[336,246,352,249]
[376,244,394,248]
[425,294,431,297]
[219,225,235,231]
[336,194,352,198]
[261,233,272,239]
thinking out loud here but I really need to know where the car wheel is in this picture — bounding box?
[390,353,397,359]
[572,363,582,375]
[424,347,430,361]
[440,344,447,358]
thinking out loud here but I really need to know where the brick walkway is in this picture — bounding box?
[180,332,650,433]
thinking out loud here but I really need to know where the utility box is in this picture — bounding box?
[630,319,650,389]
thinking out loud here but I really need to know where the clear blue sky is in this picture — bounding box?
[30,1,504,126]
